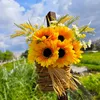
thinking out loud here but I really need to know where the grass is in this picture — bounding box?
[0,59,24,71]
[80,73,100,100]
[76,51,100,71]
[0,58,57,100]
[0,55,100,100]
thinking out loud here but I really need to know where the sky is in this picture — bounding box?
[0,0,100,53]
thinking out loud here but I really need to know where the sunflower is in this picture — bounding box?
[53,40,76,68]
[55,26,74,42]
[28,39,59,67]
[34,27,58,41]
[72,40,83,63]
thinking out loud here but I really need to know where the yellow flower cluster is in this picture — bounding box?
[11,14,95,68]
[28,26,83,68]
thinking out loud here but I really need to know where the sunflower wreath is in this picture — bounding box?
[11,14,95,96]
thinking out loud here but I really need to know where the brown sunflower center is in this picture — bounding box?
[43,48,52,58]
[59,48,65,58]
[58,35,64,41]
[45,35,49,38]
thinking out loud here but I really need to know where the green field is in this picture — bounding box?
[76,51,100,71]
[80,73,100,100]
[0,52,100,100]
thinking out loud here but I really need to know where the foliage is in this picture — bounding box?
[76,51,100,71]
[0,59,24,71]
[80,73,100,100]
[0,50,4,61]
[0,50,14,62]
[0,59,57,100]
[0,58,96,100]
[21,50,28,58]
[93,39,100,50]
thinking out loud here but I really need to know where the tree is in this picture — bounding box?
[21,50,28,58]
[3,50,14,61]
[0,50,4,61]
[94,39,100,50]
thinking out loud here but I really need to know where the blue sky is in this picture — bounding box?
[0,0,100,53]
[15,0,42,9]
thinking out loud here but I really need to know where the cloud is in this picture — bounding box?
[0,34,9,50]
[68,0,100,40]
[57,0,72,15]
[0,41,9,48]
[0,0,26,33]
[0,33,28,52]
[29,3,44,16]
[0,0,44,34]
[35,0,72,16]
[0,0,44,52]
[0,0,100,53]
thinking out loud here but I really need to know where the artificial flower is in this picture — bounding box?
[55,26,74,42]
[72,40,83,63]
[34,27,58,41]
[53,40,76,68]
[81,41,87,50]
[87,40,92,48]
[28,39,59,67]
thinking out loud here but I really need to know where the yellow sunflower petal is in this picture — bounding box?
[53,40,76,68]
[72,40,83,63]
[55,26,74,42]
[34,27,58,41]
[28,39,59,67]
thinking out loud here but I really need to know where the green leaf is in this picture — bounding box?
[65,16,79,27]
[28,20,33,26]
